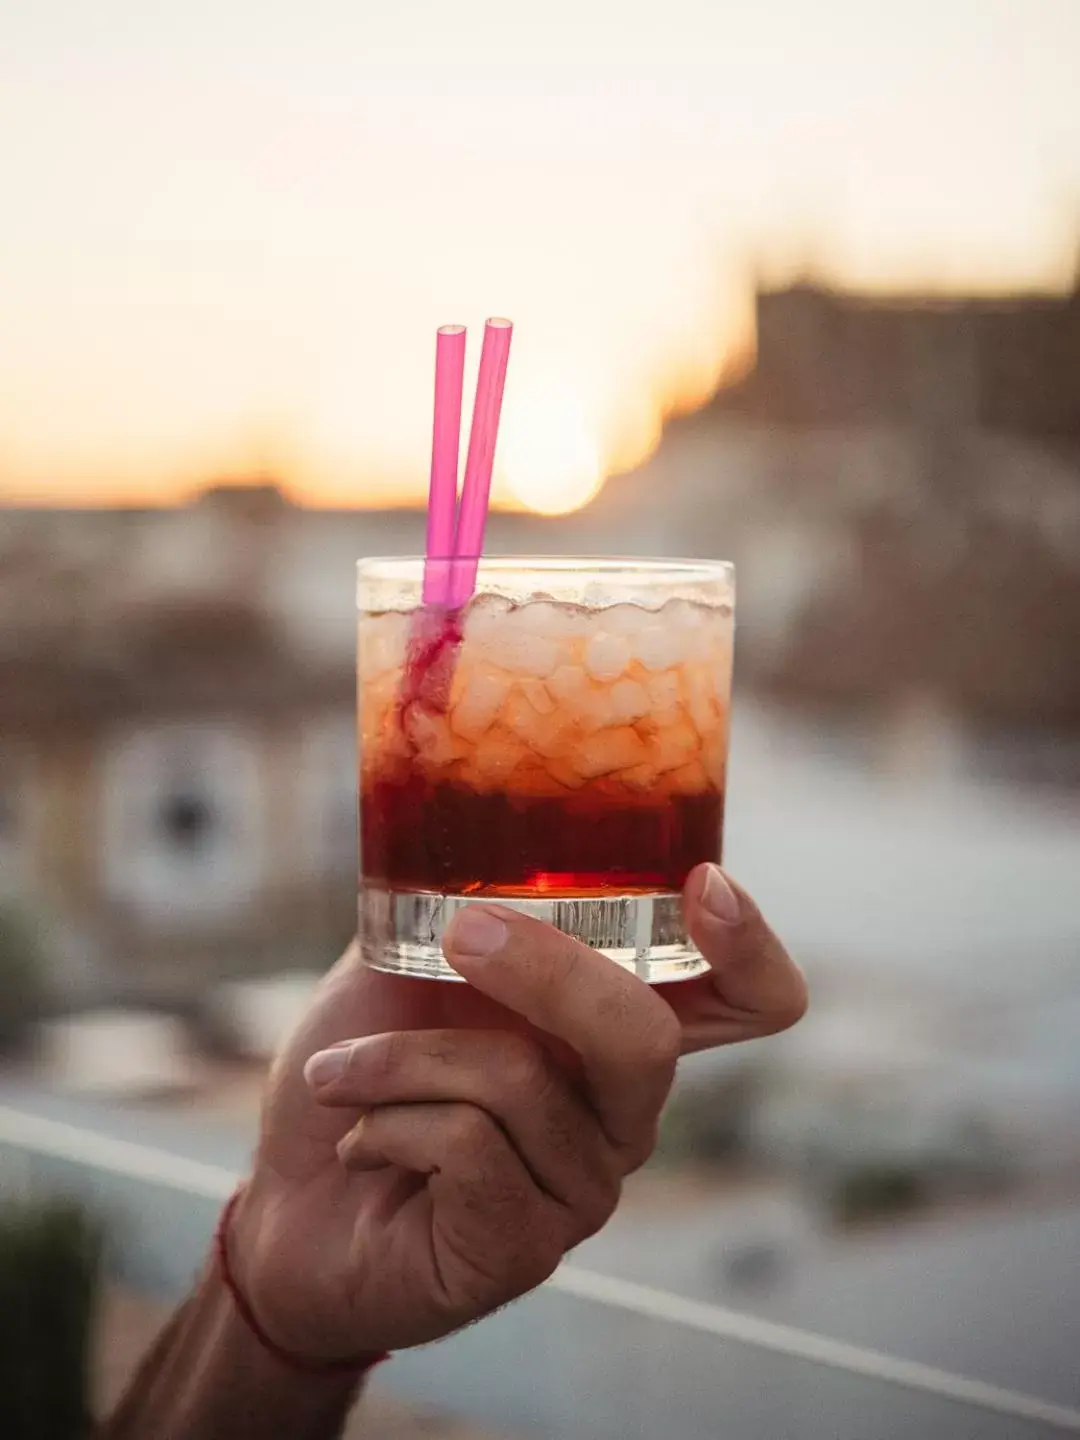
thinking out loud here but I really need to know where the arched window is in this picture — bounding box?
[101,724,264,926]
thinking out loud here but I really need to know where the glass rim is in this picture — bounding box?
[356,555,734,581]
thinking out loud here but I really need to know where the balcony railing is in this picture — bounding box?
[2,1093,1078,1440]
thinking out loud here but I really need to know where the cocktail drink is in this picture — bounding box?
[357,557,734,982]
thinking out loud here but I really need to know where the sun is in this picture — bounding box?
[498,368,606,516]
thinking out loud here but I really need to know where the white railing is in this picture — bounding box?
[2,1101,1078,1439]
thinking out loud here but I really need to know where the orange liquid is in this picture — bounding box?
[359,596,732,897]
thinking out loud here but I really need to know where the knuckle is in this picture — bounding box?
[368,1029,411,1085]
[531,1242,565,1290]
[447,1104,496,1158]
[447,1194,568,1305]
[513,1223,565,1292]
[462,1170,529,1223]
[423,1030,462,1064]
[575,1176,621,1240]
[539,1103,583,1164]
[496,1032,549,1100]
[638,1005,682,1072]
[621,1117,662,1174]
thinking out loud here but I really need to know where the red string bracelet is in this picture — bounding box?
[215,1185,390,1379]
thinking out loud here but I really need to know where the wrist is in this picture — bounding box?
[103,1246,366,1440]
[223,1181,389,1375]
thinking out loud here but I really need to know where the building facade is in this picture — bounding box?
[0,492,359,1004]
[710,272,1080,442]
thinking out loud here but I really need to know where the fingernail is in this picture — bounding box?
[700,865,741,926]
[446,906,509,958]
[304,1045,351,1089]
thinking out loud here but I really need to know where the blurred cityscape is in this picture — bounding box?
[5,0,1080,1428]
[4,267,1080,1429]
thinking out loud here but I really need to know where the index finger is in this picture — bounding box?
[442,905,681,1159]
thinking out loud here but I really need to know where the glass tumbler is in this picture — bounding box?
[357,556,734,982]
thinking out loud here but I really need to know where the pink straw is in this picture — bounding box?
[449,317,513,607]
[422,324,467,605]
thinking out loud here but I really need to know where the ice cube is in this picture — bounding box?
[360,700,386,749]
[646,670,682,720]
[462,593,514,640]
[573,677,650,734]
[467,607,563,676]
[515,600,588,642]
[666,600,711,663]
[470,729,532,786]
[572,726,649,779]
[573,685,617,733]
[636,624,680,672]
[359,611,409,676]
[648,715,699,773]
[597,603,647,637]
[546,758,588,790]
[548,664,590,706]
[686,628,711,663]
[366,707,409,764]
[407,628,460,712]
[368,670,398,708]
[668,760,709,794]
[682,665,721,736]
[360,672,397,740]
[450,668,512,740]
[502,690,574,757]
[405,707,465,768]
[703,730,728,788]
[520,677,556,715]
[584,632,631,683]
[620,761,659,793]
[608,678,650,724]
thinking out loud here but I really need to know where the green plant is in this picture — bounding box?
[654,1066,766,1167]
[0,1195,104,1440]
[827,1162,932,1227]
[0,904,48,1052]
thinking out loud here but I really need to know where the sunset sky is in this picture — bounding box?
[2,0,1079,512]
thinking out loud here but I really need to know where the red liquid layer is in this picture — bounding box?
[361,772,724,895]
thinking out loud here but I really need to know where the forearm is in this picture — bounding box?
[100,1262,363,1440]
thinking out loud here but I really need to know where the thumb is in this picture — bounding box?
[678,864,808,1052]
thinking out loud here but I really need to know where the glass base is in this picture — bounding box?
[359,885,708,984]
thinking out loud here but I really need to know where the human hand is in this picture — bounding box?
[229,863,805,1361]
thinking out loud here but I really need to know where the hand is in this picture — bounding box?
[229,864,805,1360]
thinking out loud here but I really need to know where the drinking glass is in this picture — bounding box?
[357,557,734,983]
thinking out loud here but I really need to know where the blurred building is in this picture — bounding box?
[5,266,1080,1001]
[0,485,635,1004]
[0,482,636,1003]
[0,488,362,1005]
[710,269,1080,441]
[601,269,1080,740]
